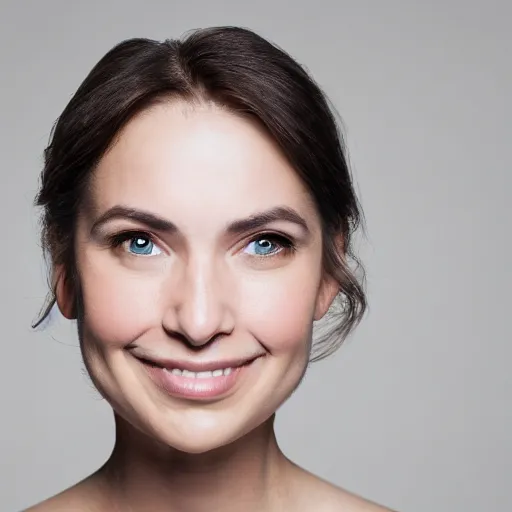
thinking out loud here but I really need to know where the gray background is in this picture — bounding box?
[0,1,510,511]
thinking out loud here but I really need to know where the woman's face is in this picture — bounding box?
[58,101,338,453]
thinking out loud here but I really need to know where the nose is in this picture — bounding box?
[162,256,235,348]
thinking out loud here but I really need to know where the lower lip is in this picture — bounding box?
[138,361,252,400]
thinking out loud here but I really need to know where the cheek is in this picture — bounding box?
[77,255,162,346]
[242,265,320,354]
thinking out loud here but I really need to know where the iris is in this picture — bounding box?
[128,236,156,256]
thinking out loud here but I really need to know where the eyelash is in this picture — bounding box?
[106,230,297,259]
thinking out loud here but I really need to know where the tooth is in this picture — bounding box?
[167,368,234,377]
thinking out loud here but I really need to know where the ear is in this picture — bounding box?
[314,273,339,321]
[54,264,76,320]
[313,235,344,321]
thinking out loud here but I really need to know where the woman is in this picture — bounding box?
[28,26,394,512]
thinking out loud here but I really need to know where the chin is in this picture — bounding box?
[166,436,232,455]
[144,415,260,455]
[109,396,261,455]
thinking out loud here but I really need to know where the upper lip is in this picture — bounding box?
[133,354,262,372]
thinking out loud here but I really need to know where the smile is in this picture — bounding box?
[133,354,261,401]
[163,367,235,378]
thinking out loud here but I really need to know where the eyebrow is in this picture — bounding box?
[90,205,311,238]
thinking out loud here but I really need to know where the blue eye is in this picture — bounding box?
[109,232,294,259]
[109,232,162,256]
[127,236,161,256]
[244,235,293,257]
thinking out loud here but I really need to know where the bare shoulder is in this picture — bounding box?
[287,463,397,512]
[23,473,107,512]
[24,492,79,512]
[322,485,397,512]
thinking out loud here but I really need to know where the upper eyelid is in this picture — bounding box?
[111,229,294,242]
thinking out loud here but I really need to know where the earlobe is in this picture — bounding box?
[54,265,76,320]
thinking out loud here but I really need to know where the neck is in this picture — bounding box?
[94,413,293,512]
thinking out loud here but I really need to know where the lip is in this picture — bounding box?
[133,355,260,373]
[133,354,261,401]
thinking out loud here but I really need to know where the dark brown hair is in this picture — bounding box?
[33,26,367,362]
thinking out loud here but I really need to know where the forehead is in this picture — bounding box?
[89,101,318,230]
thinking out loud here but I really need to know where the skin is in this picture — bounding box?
[27,101,394,511]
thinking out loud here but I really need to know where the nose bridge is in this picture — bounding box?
[172,252,234,345]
